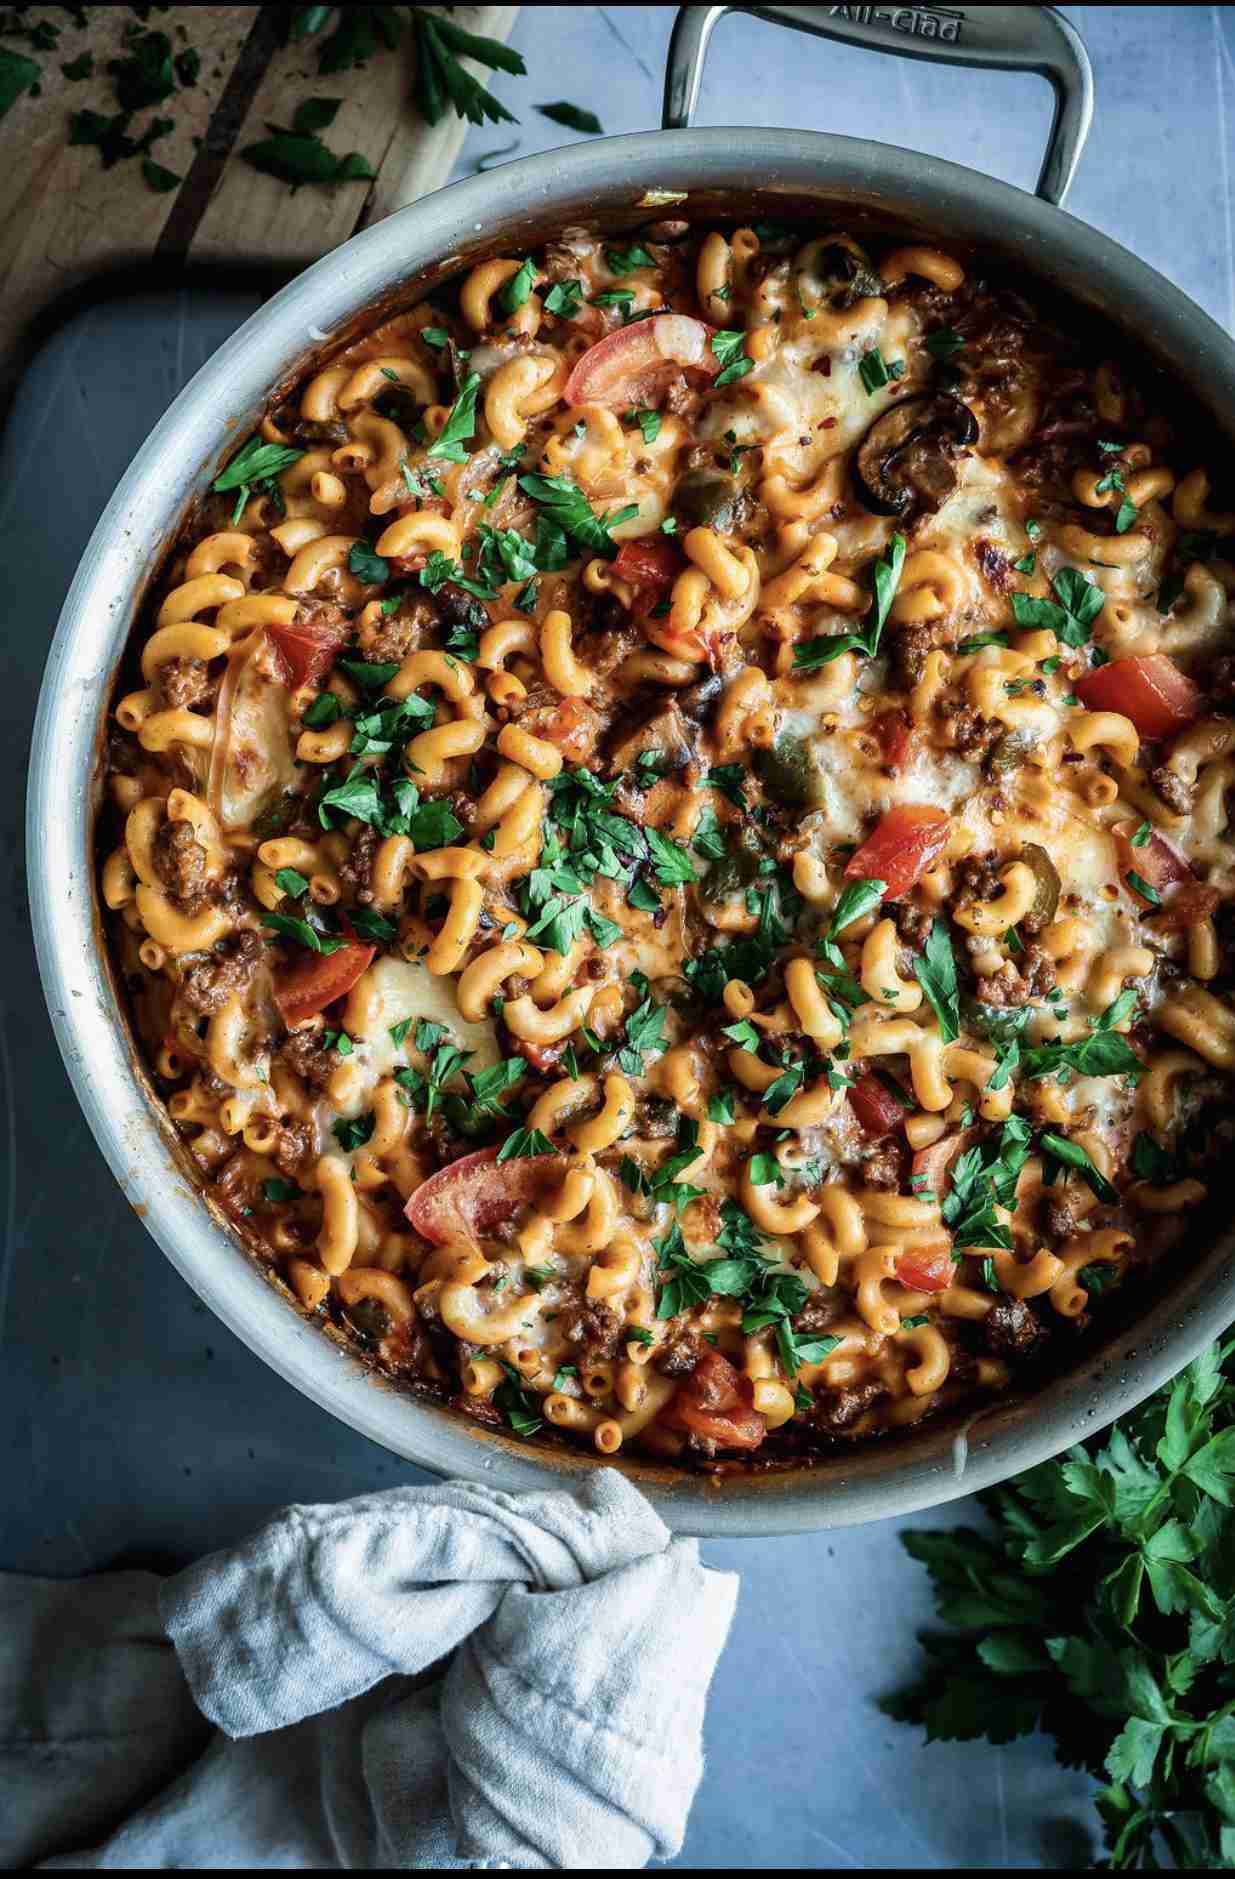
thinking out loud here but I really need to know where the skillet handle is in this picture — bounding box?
[662,3,1093,208]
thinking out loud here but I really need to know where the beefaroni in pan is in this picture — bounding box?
[100,219,1235,1471]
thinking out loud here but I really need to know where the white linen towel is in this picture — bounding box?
[1,1469,737,1870]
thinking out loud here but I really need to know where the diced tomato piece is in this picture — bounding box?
[845,804,950,900]
[871,710,915,774]
[1113,821,1192,903]
[613,537,686,595]
[563,313,720,409]
[404,1146,560,1246]
[539,696,601,763]
[1075,655,1202,740]
[274,941,375,1028]
[670,1399,767,1449]
[1151,881,1221,931]
[910,1130,974,1199]
[266,617,351,690]
[1117,827,1192,887]
[848,1073,906,1139]
[894,1247,956,1293]
[520,1040,566,1075]
[663,1349,766,1451]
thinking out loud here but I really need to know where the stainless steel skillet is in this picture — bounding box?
[29,6,1235,1534]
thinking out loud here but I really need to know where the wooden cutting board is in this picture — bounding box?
[0,4,518,412]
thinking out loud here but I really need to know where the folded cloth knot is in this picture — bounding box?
[3,1470,736,1871]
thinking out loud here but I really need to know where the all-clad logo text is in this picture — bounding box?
[829,4,964,43]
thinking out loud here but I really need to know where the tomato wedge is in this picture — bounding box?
[845,804,950,900]
[663,1349,766,1451]
[563,313,720,409]
[1113,820,1192,897]
[274,941,375,1028]
[1075,655,1202,740]
[871,710,915,775]
[848,1073,906,1139]
[537,696,601,763]
[613,537,686,596]
[910,1130,974,1199]
[405,1146,560,1246]
[267,617,351,690]
[894,1247,956,1293]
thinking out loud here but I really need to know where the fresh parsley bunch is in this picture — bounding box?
[886,1338,1235,1868]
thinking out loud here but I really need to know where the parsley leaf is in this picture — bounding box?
[606,243,655,275]
[912,919,961,1044]
[496,1126,556,1163]
[517,472,636,555]
[793,532,907,668]
[710,328,753,386]
[348,540,389,584]
[536,100,603,134]
[332,1111,375,1153]
[1012,566,1105,648]
[1020,1031,1141,1082]
[542,278,583,319]
[494,1361,542,1438]
[646,827,697,886]
[858,347,905,394]
[427,371,481,462]
[1040,1130,1119,1205]
[212,436,305,494]
[261,908,347,954]
[409,11,524,130]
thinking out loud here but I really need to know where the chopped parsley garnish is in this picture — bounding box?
[500,256,537,315]
[1019,1027,1141,1083]
[396,1032,472,1120]
[1131,1131,1174,1183]
[942,1116,1032,1251]
[706,764,748,809]
[1041,1131,1119,1206]
[710,328,753,386]
[617,994,667,1077]
[628,407,662,445]
[646,828,697,886]
[260,908,347,954]
[517,471,636,555]
[347,540,390,585]
[606,242,655,275]
[858,348,906,394]
[494,1361,542,1438]
[1011,565,1105,648]
[275,866,310,900]
[496,1126,556,1163]
[331,1111,376,1153]
[426,371,481,462]
[211,437,305,519]
[792,532,907,667]
[911,919,960,1043]
[542,278,584,319]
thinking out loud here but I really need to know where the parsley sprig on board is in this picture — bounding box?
[886,1338,1235,1870]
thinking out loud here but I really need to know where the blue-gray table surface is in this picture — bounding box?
[4,6,1230,1866]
